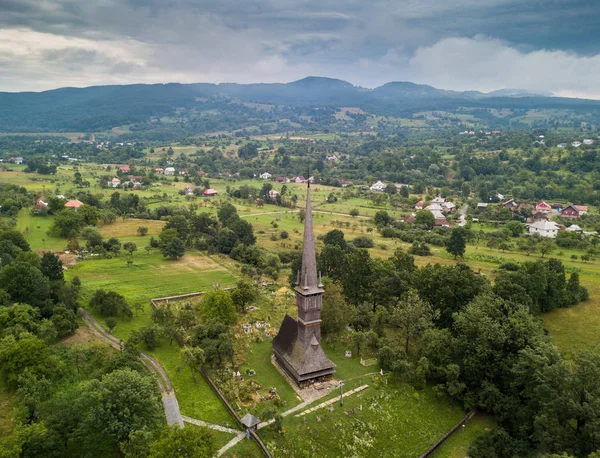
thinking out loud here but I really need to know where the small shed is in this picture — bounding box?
[241,413,260,431]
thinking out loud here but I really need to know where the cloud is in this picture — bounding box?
[404,36,600,98]
[1,0,600,96]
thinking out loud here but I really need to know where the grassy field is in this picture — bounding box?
[431,413,495,458]
[260,381,469,458]
[16,209,65,251]
[65,250,238,309]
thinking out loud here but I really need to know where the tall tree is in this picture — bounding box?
[391,290,437,354]
[446,227,467,259]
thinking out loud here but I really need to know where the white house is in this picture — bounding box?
[431,196,446,204]
[260,172,272,180]
[557,143,567,148]
[583,139,594,145]
[164,167,175,176]
[528,220,560,238]
[572,141,582,147]
[370,181,386,192]
[268,189,279,199]
[110,177,121,188]
[567,224,582,232]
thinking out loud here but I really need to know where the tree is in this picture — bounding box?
[391,290,437,354]
[349,208,359,217]
[341,249,374,306]
[149,425,215,458]
[216,229,237,254]
[199,290,236,326]
[505,221,524,237]
[123,242,137,256]
[231,280,257,312]
[161,237,185,260]
[105,317,117,333]
[353,236,374,248]
[81,226,103,248]
[518,238,538,256]
[217,202,239,226]
[84,368,163,446]
[323,229,347,251]
[0,335,53,388]
[415,210,435,229]
[181,346,205,383]
[321,283,356,338]
[414,263,489,328]
[40,252,64,281]
[0,230,30,251]
[446,227,467,259]
[49,210,84,238]
[374,210,392,227]
[137,226,149,236]
[89,289,132,318]
[537,239,554,258]
[0,262,51,307]
[298,207,306,223]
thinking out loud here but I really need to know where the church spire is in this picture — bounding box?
[297,181,322,294]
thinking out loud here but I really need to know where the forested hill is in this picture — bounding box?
[2,77,600,132]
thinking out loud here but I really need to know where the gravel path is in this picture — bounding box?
[80,308,184,427]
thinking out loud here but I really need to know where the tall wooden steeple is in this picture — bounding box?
[272,182,335,386]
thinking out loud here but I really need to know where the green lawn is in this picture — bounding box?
[239,341,302,414]
[16,209,65,251]
[431,413,495,458]
[260,382,468,458]
[221,437,263,458]
[65,250,238,310]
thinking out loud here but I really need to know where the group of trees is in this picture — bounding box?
[309,228,593,457]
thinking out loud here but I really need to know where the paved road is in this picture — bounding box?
[80,309,184,427]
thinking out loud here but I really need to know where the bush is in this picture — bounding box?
[352,236,374,248]
[280,231,289,239]
[409,241,431,256]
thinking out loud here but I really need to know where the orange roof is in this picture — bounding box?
[64,199,84,208]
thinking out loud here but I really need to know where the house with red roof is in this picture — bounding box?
[116,165,130,172]
[415,200,425,210]
[561,204,588,219]
[35,196,48,210]
[535,201,552,213]
[64,199,84,209]
[202,188,218,197]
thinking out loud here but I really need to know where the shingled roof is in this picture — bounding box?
[272,315,335,382]
[295,182,324,296]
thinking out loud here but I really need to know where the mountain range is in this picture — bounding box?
[0,77,598,133]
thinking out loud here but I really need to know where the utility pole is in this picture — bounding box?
[339,381,344,406]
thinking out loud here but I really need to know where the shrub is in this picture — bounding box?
[353,236,374,248]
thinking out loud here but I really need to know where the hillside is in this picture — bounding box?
[1,77,600,133]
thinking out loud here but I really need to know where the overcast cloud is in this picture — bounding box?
[1,0,600,97]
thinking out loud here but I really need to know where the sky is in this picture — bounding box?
[1,0,600,97]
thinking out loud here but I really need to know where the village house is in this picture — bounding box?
[221,172,232,178]
[154,168,164,174]
[528,220,560,238]
[110,177,121,188]
[572,141,582,147]
[532,211,549,221]
[268,189,279,199]
[327,155,338,161]
[64,199,84,209]
[197,170,207,177]
[551,203,563,211]
[557,143,567,148]
[339,179,351,187]
[293,176,306,184]
[415,200,425,210]
[477,203,488,212]
[203,188,218,197]
[502,199,519,211]
[116,165,130,172]
[259,172,272,180]
[561,204,588,219]
[583,139,594,145]
[35,196,48,210]
[370,180,386,192]
[164,167,175,176]
[183,187,196,196]
[275,177,287,183]
[434,217,450,227]
[567,224,583,233]
[10,157,24,164]
[178,169,189,176]
[535,201,552,213]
